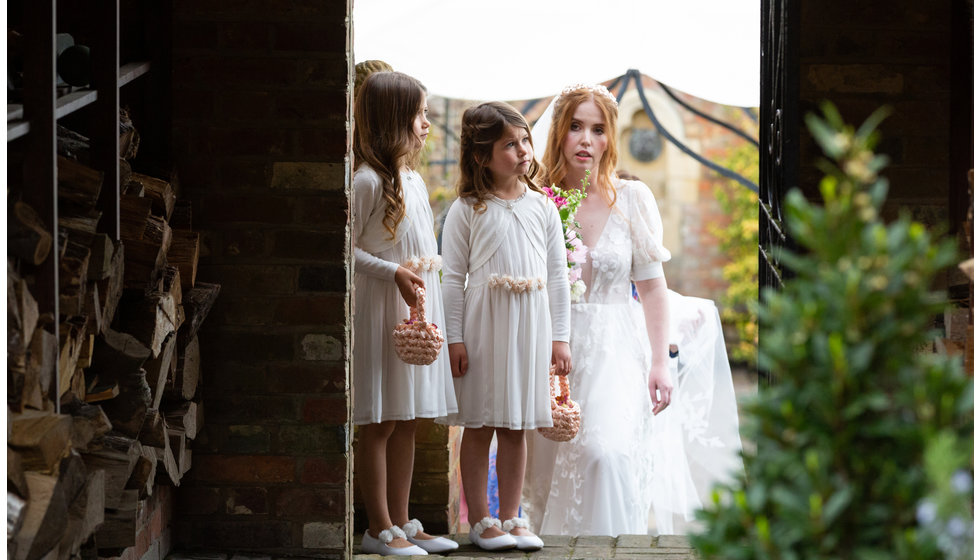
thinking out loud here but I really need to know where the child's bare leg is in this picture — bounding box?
[494,428,533,535]
[355,421,412,548]
[461,426,505,536]
[387,419,434,537]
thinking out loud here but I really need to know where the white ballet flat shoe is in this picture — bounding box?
[402,519,459,554]
[503,517,543,551]
[468,517,517,551]
[361,527,428,556]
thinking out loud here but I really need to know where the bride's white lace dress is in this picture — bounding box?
[523,179,743,536]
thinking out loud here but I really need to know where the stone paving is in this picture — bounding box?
[353,534,697,559]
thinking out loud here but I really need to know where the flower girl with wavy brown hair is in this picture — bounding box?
[440,101,571,552]
[352,70,458,556]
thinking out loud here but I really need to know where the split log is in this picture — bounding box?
[57,156,103,208]
[168,429,188,477]
[58,206,102,235]
[63,400,113,451]
[57,125,91,162]
[99,370,151,439]
[119,107,140,161]
[83,374,119,403]
[182,449,193,476]
[119,158,132,188]
[167,335,200,401]
[177,283,220,348]
[170,199,193,230]
[167,230,199,290]
[153,434,180,487]
[13,472,67,560]
[9,201,53,266]
[61,469,104,559]
[8,411,72,472]
[88,327,151,381]
[117,290,178,358]
[8,269,40,353]
[123,215,172,289]
[119,195,152,241]
[96,241,124,332]
[58,318,88,398]
[8,448,28,499]
[144,333,177,409]
[80,435,140,509]
[137,408,167,448]
[94,489,138,549]
[81,285,103,344]
[7,492,27,542]
[122,180,144,197]
[124,446,155,499]
[164,401,198,440]
[128,173,175,220]
[29,327,58,409]
[162,265,183,306]
[59,229,114,282]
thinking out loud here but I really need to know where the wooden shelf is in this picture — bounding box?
[7,61,152,142]
[118,61,152,87]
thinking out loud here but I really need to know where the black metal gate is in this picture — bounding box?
[759,0,799,383]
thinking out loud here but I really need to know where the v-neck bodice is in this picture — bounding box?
[576,180,672,304]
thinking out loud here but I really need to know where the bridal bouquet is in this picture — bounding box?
[543,171,589,302]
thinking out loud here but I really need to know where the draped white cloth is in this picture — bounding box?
[523,180,743,535]
[351,165,458,425]
[439,187,571,429]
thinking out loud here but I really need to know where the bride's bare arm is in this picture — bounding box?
[634,276,672,414]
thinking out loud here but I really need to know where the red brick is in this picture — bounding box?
[172,20,219,50]
[290,128,348,157]
[207,296,277,326]
[207,265,296,297]
[219,159,271,190]
[275,487,345,517]
[176,486,222,514]
[266,363,346,393]
[297,265,347,293]
[216,90,275,121]
[200,194,294,224]
[301,396,347,423]
[219,21,272,50]
[189,455,296,484]
[272,229,346,260]
[275,91,349,121]
[297,56,349,88]
[200,331,296,363]
[293,194,349,225]
[223,487,269,514]
[210,127,289,156]
[172,88,215,120]
[274,295,345,325]
[299,456,346,485]
[273,22,346,52]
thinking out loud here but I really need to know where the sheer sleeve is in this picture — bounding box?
[627,181,672,281]
[352,167,399,280]
[440,199,470,345]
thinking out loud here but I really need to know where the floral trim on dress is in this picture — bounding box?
[402,255,442,273]
[487,274,546,293]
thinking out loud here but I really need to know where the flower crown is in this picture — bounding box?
[559,83,618,106]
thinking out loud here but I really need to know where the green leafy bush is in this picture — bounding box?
[689,104,973,559]
[711,142,759,367]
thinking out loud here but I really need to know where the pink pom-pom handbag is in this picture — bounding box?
[392,286,444,366]
[537,367,581,442]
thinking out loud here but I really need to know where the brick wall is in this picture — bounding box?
[798,0,956,224]
[170,0,352,556]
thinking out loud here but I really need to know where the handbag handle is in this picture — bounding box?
[409,285,426,323]
[550,368,571,404]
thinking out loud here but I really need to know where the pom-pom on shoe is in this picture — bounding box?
[403,519,459,554]
[360,527,428,556]
[503,517,543,551]
[468,517,517,551]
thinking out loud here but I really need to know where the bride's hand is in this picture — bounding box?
[648,366,672,415]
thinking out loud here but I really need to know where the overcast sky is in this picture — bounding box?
[354,0,760,107]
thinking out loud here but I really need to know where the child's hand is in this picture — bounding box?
[648,366,673,415]
[448,343,468,377]
[551,341,571,376]
[394,266,425,306]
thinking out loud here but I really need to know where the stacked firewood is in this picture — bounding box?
[7,112,219,559]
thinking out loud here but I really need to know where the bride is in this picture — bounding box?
[522,84,743,536]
